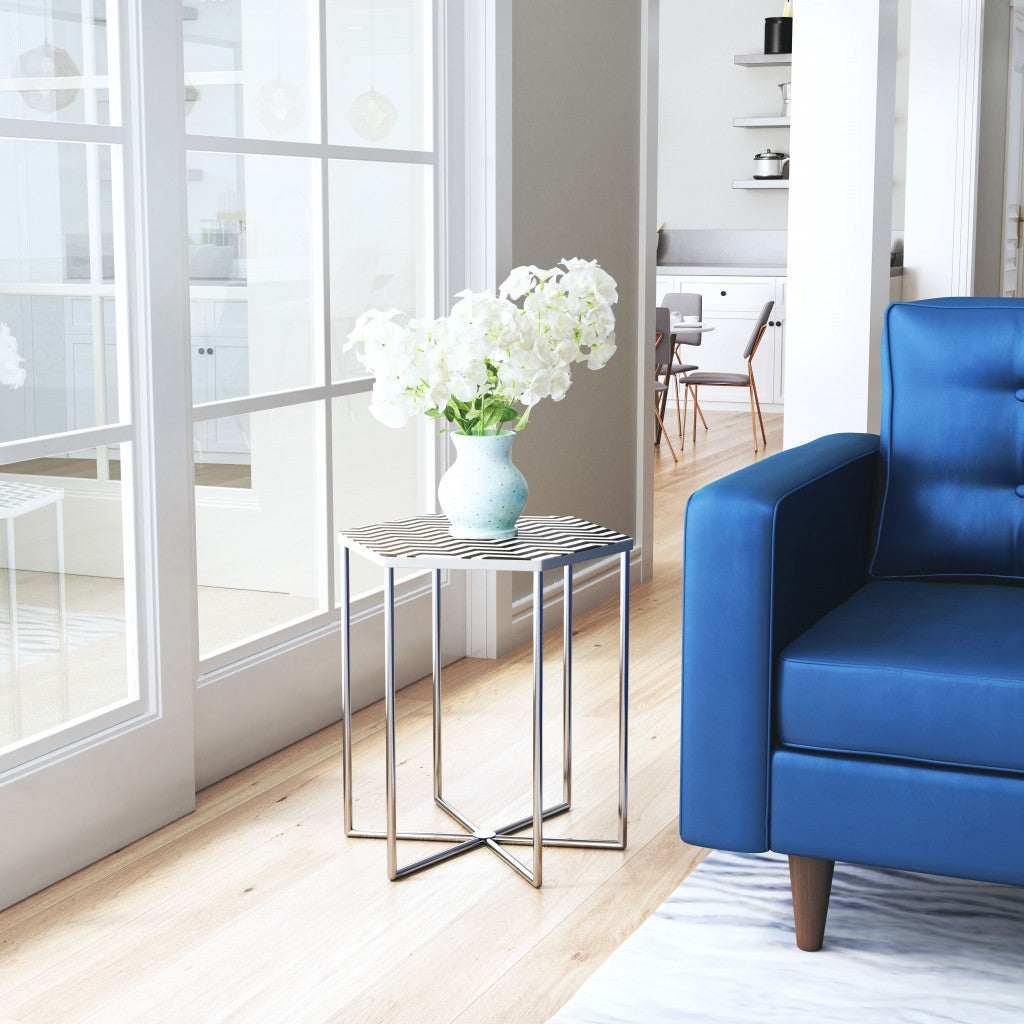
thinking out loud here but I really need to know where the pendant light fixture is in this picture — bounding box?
[348,0,397,142]
[253,0,305,134]
[16,1,81,113]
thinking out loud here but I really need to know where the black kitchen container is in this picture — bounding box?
[764,17,792,55]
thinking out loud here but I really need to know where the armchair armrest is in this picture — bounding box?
[680,433,880,851]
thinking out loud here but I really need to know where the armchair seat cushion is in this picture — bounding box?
[777,580,1024,773]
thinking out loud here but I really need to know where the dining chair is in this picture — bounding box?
[655,306,701,442]
[659,296,709,438]
[653,378,678,464]
[681,299,774,452]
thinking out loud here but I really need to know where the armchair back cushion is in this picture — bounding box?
[870,297,1024,581]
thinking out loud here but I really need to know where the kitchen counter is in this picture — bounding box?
[656,230,905,279]
[658,263,785,277]
[658,263,905,278]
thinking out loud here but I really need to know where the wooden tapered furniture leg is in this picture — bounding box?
[694,391,708,430]
[788,855,835,952]
[750,371,767,447]
[674,376,683,438]
[653,402,678,463]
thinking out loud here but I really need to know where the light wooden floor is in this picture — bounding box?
[0,410,784,1024]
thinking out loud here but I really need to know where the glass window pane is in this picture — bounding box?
[0,139,122,445]
[195,402,325,657]
[183,0,317,143]
[0,446,134,753]
[327,0,433,151]
[332,391,429,597]
[329,160,432,381]
[187,151,320,400]
[0,0,117,126]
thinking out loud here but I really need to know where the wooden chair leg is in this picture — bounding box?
[788,855,835,952]
[673,375,683,438]
[750,372,767,447]
[681,379,689,438]
[692,385,698,445]
[653,401,678,463]
[748,386,759,452]
[694,392,708,430]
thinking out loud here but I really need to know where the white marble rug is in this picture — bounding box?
[549,851,1024,1023]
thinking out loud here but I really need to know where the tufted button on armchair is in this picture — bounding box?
[680,298,1024,951]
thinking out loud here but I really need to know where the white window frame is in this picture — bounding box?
[183,0,460,677]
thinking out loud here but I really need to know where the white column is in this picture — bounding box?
[783,1,899,448]
[902,0,984,300]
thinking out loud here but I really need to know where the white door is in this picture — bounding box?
[0,2,195,909]
[1001,13,1024,297]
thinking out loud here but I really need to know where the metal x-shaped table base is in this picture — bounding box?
[340,556,630,888]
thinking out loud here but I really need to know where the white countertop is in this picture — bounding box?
[657,263,904,278]
[657,263,786,277]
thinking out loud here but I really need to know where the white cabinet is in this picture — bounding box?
[190,297,250,461]
[658,274,786,408]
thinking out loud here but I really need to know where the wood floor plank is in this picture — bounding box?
[450,827,709,1024]
[0,411,782,1024]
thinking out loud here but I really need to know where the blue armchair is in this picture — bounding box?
[680,298,1024,950]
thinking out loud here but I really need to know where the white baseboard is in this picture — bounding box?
[664,396,783,414]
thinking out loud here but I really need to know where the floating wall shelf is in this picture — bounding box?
[733,116,791,128]
[734,53,792,67]
[732,179,789,190]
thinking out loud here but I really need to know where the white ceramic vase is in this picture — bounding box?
[437,431,528,540]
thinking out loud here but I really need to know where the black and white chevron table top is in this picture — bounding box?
[339,514,633,571]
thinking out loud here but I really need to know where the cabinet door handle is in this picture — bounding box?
[720,290,727,296]
[197,347,205,355]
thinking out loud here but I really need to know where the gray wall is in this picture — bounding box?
[659,0,790,230]
[658,0,911,231]
[505,0,642,556]
[974,0,1011,297]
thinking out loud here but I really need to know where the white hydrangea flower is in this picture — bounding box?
[345,260,616,433]
[0,323,26,390]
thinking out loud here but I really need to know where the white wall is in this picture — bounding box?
[783,1,899,449]
[892,0,912,231]
[658,0,789,230]
[903,0,985,300]
[658,0,911,234]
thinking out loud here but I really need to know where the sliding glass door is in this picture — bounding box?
[0,0,195,909]
[0,0,464,906]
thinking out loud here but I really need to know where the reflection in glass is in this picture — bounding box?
[0,139,121,449]
[329,160,433,381]
[194,402,324,656]
[332,391,428,596]
[186,151,320,399]
[0,448,133,753]
[0,0,116,125]
[327,0,433,151]
[183,0,315,143]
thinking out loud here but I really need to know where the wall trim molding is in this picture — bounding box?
[903,0,984,299]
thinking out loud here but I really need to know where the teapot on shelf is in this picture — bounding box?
[753,149,789,180]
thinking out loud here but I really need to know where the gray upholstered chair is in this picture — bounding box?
[681,299,774,452]
[655,306,700,443]
[659,295,708,437]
